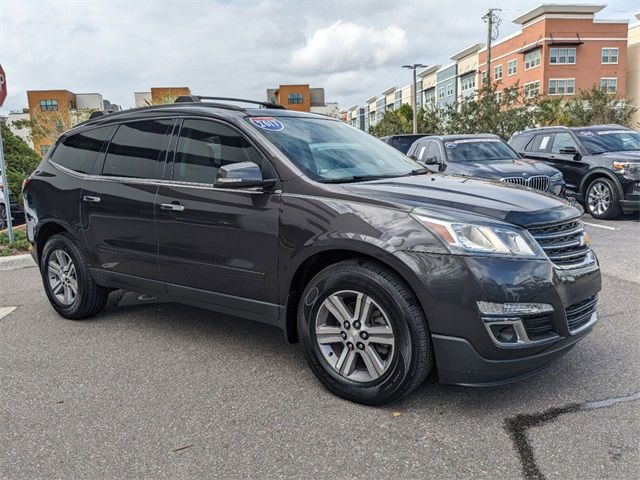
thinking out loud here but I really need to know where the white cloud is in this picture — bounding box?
[290,21,408,74]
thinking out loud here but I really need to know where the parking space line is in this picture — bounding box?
[0,306,17,321]
[583,222,617,231]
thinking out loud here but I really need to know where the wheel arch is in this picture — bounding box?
[34,220,78,265]
[579,168,624,197]
[283,245,428,344]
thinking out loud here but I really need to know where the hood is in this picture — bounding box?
[443,158,559,178]
[339,174,580,227]
[592,151,640,161]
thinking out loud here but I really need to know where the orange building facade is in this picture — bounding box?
[150,86,191,104]
[478,5,628,99]
[26,90,77,155]
[268,84,312,111]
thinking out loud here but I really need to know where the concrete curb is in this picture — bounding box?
[0,254,36,271]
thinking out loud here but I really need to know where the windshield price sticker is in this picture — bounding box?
[249,117,284,131]
[444,141,457,148]
[579,131,593,137]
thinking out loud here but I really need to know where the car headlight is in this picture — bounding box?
[412,212,541,257]
[613,161,640,176]
[550,172,564,183]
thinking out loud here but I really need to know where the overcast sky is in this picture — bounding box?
[1,0,638,114]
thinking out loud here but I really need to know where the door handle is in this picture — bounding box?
[83,195,101,203]
[160,203,185,212]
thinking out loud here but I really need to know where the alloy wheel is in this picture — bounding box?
[587,182,611,216]
[315,290,395,382]
[47,250,78,306]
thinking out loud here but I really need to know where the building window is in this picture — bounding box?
[524,49,541,70]
[601,48,619,64]
[287,93,304,104]
[446,83,453,96]
[495,91,502,103]
[424,89,435,106]
[508,59,517,76]
[460,75,476,94]
[494,65,503,80]
[438,86,445,99]
[524,81,540,99]
[548,79,575,95]
[39,99,58,111]
[600,78,618,93]
[549,48,576,65]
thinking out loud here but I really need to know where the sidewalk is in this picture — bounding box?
[0,254,36,271]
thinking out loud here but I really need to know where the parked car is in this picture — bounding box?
[0,181,25,229]
[380,134,431,154]
[509,125,640,219]
[407,134,565,195]
[23,97,601,405]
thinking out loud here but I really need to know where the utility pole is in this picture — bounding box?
[483,8,501,85]
[402,63,427,134]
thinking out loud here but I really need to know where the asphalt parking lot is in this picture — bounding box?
[1,214,638,480]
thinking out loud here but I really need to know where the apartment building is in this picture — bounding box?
[134,87,192,107]
[266,84,339,117]
[5,109,33,148]
[628,12,640,128]
[348,4,635,132]
[26,89,120,155]
[478,4,629,100]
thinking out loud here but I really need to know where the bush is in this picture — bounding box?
[0,225,29,256]
[1,124,41,201]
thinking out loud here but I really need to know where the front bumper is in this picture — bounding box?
[395,250,601,385]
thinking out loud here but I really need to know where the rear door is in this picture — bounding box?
[523,133,553,162]
[155,117,280,319]
[81,118,174,291]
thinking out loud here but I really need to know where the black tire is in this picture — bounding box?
[40,232,109,319]
[297,259,433,405]
[585,177,621,219]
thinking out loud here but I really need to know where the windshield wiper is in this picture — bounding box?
[319,169,430,184]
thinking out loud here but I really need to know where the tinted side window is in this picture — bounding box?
[551,132,579,154]
[50,126,113,174]
[526,134,552,153]
[426,141,441,160]
[102,120,172,179]
[173,119,264,184]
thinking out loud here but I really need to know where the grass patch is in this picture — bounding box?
[0,225,30,256]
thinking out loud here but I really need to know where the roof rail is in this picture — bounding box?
[174,95,286,110]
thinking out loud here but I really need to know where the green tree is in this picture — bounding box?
[1,123,41,200]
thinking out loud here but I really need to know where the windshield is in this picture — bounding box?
[246,116,422,182]
[391,135,426,154]
[577,130,640,154]
[444,139,519,162]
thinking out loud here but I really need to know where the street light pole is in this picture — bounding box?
[402,63,427,134]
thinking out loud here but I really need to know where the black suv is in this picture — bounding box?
[510,125,640,219]
[380,134,430,154]
[23,97,601,405]
[406,134,565,195]
[0,182,25,228]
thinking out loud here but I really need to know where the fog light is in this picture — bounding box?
[490,324,518,343]
[477,301,554,316]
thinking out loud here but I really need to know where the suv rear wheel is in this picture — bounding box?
[41,233,109,319]
[586,177,621,219]
[297,259,432,405]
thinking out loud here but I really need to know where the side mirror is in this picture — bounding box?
[214,162,276,189]
[559,146,581,160]
[423,156,441,165]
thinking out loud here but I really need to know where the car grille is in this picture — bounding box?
[501,175,550,192]
[565,295,598,332]
[527,219,591,267]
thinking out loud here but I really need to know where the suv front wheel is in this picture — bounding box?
[297,259,433,405]
[586,177,621,219]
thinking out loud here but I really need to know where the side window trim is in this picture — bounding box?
[167,116,279,186]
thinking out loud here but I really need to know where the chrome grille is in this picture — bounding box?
[528,219,591,268]
[565,295,598,332]
[501,175,550,191]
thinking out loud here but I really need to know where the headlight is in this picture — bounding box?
[613,161,640,174]
[550,172,564,183]
[412,212,541,257]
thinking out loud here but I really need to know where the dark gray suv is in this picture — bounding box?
[23,97,601,404]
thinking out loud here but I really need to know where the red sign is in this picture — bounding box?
[0,64,6,107]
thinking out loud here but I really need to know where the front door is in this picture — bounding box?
[548,132,589,193]
[156,118,280,320]
[81,118,174,291]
